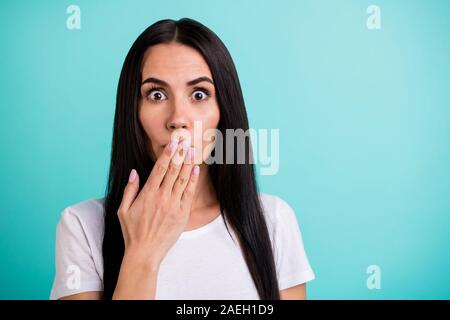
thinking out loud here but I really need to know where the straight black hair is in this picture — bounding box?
[102,18,280,300]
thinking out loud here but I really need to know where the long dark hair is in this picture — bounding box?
[102,18,280,300]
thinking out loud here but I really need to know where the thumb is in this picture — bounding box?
[118,169,140,215]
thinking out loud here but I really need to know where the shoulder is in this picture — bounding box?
[59,197,105,224]
[258,192,298,228]
[257,192,305,246]
[257,192,315,289]
[57,197,106,245]
[51,197,106,299]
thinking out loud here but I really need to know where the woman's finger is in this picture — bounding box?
[118,169,140,216]
[160,138,191,194]
[180,165,200,210]
[172,146,195,200]
[144,138,179,191]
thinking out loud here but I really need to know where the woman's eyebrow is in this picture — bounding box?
[141,77,168,86]
[141,76,214,87]
[186,76,214,86]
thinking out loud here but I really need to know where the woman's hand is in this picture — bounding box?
[117,137,199,268]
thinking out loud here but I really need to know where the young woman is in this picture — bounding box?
[50,18,315,300]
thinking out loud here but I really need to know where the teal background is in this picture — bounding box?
[1,0,449,299]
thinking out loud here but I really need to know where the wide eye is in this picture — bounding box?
[148,89,168,102]
[191,89,209,101]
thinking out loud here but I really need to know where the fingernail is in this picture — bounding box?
[182,138,191,150]
[185,147,195,165]
[168,140,178,152]
[193,165,200,176]
[188,146,195,159]
[129,169,137,183]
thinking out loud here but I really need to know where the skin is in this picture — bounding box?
[59,42,306,300]
[138,42,221,228]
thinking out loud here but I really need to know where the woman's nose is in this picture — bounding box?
[166,101,189,130]
[166,120,188,130]
[166,120,191,143]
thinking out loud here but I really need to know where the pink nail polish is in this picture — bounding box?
[188,146,195,158]
[129,169,137,183]
[182,138,191,150]
[193,165,200,176]
[168,140,178,152]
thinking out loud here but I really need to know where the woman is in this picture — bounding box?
[50,18,315,300]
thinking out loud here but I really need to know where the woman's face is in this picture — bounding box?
[138,42,220,164]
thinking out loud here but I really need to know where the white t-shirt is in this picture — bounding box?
[49,193,315,299]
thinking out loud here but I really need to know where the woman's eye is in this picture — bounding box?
[192,90,209,101]
[147,89,167,102]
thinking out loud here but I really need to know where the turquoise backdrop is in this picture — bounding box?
[1,0,449,299]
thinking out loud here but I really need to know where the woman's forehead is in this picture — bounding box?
[141,43,212,81]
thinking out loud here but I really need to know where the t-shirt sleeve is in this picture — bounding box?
[49,208,103,299]
[273,196,315,291]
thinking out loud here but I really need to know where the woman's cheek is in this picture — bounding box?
[199,121,220,164]
[140,119,161,161]
[201,141,216,163]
